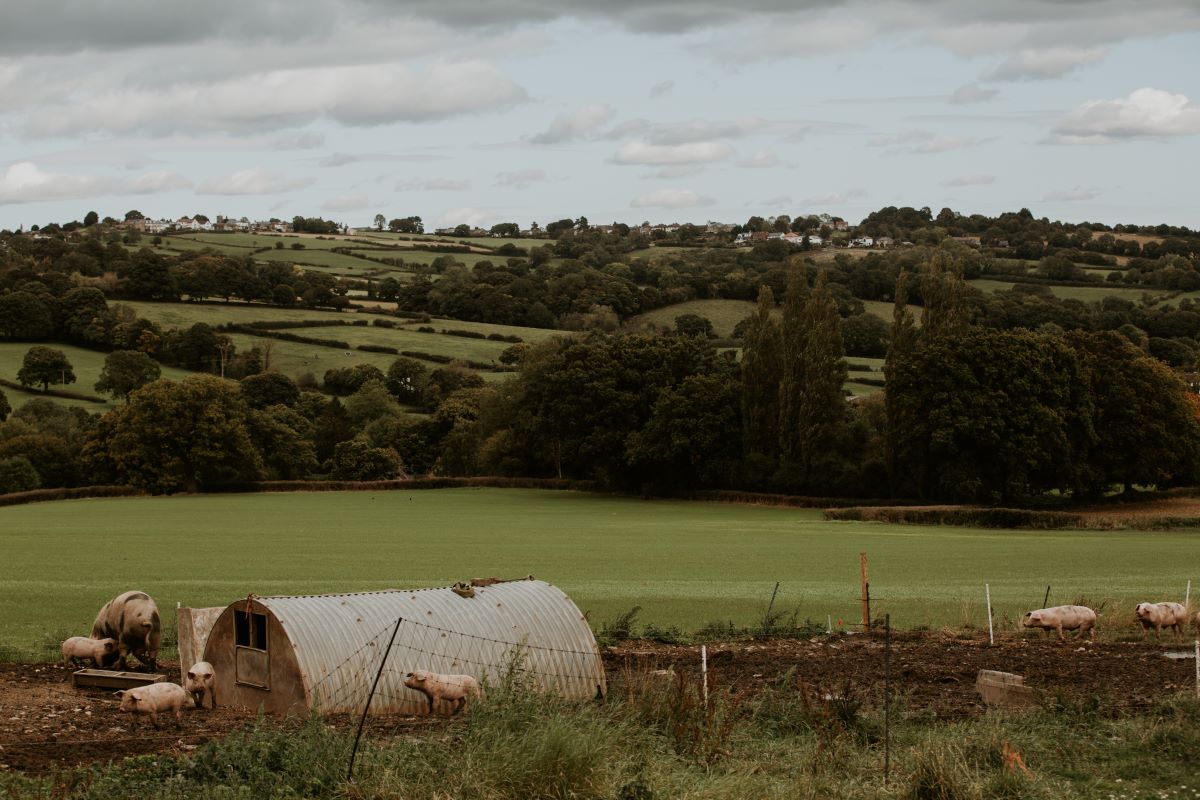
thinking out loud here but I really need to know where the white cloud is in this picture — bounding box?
[197,167,315,195]
[983,47,1108,81]
[630,189,716,209]
[0,161,113,204]
[0,161,190,204]
[942,174,996,187]
[395,178,470,191]
[1042,186,1101,202]
[737,150,779,168]
[529,103,615,144]
[437,207,495,228]
[614,141,734,165]
[494,169,547,188]
[24,60,527,137]
[949,83,998,105]
[321,193,371,212]
[1049,87,1200,144]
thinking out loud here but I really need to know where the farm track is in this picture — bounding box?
[1,633,1193,773]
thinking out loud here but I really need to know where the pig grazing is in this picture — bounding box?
[61,636,118,668]
[1135,602,1188,640]
[91,591,161,671]
[1021,605,1097,641]
[116,683,194,727]
[184,661,216,709]
[404,670,482,716]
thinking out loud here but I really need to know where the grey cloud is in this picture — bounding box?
[396,178,471,191]
[529,104,615,144]
[614,141,735,165]
[868,129,986,154]
[942,174,996,187]
[630,189,716,209]
[197,167,315,195]
[949,83,998,105]
[649,81,674,98]
[983,47,1108,81]
[1042,187,1101,202]
[321,193,372,212]
[644,165,706,180]
[800,189,867,205]
[494,169,547,188]
[23,61,527,138]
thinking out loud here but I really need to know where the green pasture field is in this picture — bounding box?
[967,278,1166,303]
[628,299,756,337]
[861,299,921,323]
[347,248,510,269]
[0,342,193,412]
[2,488,1194,660]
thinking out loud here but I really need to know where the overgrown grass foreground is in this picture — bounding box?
[3,669,1199,799]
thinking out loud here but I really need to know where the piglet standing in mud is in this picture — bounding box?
[184,662,217,709]
[1022,605,1097,641]
[116,683,194,727]
[404,670,482,716]
[61,636,118,668]
[1135,602,1188,640]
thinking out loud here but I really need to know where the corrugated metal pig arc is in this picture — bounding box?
[252,580,604,715]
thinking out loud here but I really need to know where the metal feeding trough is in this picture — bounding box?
[72,669,168,690]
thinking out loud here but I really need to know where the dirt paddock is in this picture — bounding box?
[1,633,1195,774]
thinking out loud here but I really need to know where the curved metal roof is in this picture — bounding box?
[257,580,605,715]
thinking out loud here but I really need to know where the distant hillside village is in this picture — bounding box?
[12,210,905,250]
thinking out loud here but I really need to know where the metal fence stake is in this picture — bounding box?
[347,616,402,782]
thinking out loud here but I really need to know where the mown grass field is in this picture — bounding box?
[628,299,756,337]
[1,488,1196,660]
[968,278,1166,303]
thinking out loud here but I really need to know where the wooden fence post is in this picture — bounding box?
[860,552,871,632]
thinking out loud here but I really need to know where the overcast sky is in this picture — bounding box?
[1,0,1198,230]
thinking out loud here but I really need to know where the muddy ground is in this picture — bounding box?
[1,633,1195,774]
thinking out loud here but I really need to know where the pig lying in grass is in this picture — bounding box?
[61,636,118,668]
[1135,602,1188,640]
[1022,605,1097,641]
[404,670,482,716]
[184,661,216,709]
[116,683,194,727]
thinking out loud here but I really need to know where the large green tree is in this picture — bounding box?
[0,292,56,340]
[86,375,263,493]
[740,286,782,465]
[95,350,161,401]
[17,347,76,392]
[1068,330,1200,496]
[888,328,1093,502]
[0,388,10,422]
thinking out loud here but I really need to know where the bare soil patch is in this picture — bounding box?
[2,633,1195,774]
